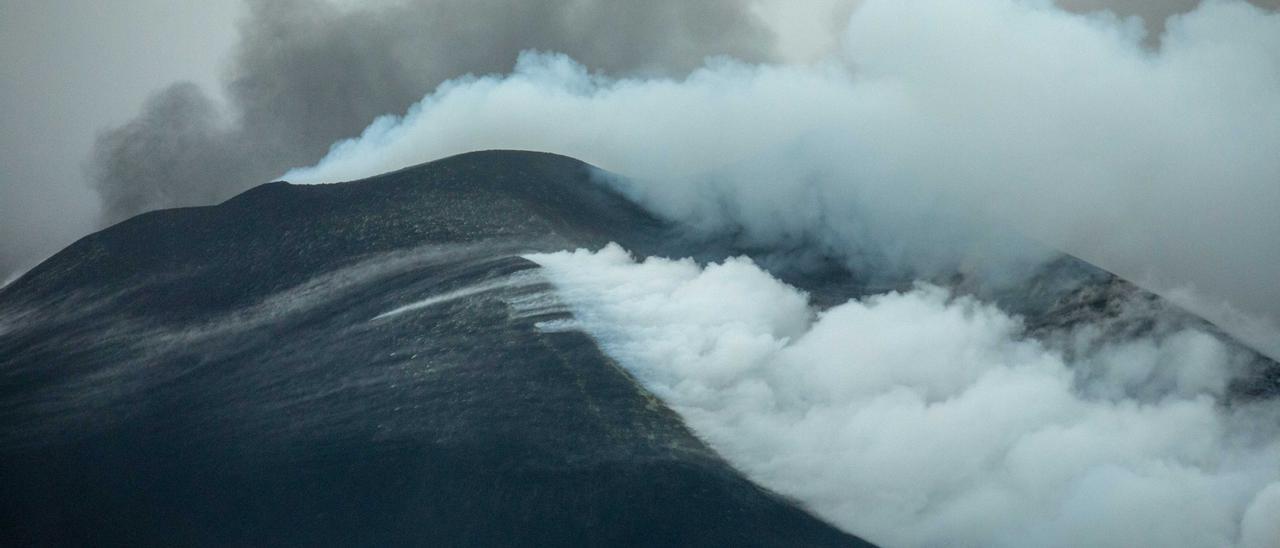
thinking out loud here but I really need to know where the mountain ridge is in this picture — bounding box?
[0,150,872,547]
[2,149,1276,545]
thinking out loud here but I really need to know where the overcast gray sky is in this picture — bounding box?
[0,0,241,279]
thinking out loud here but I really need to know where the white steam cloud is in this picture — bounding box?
[277,2,1280,541]
[528,244,1280,548]
[285,0,1280,358]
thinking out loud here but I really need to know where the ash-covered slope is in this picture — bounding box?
[0,151,870,547]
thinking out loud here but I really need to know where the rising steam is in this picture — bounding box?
[528,243,1280,548]
[286,0,1280,358]
[19,1,1278,544]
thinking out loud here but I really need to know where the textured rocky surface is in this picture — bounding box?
[0,151,869,547]
[2,150,1274,546]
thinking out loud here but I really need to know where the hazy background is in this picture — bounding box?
[0,1,241,281]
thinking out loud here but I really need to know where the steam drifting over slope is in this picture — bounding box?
[529,244,1280,548]
[287,0,1280,358]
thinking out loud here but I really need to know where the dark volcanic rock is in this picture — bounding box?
[4,149,1275,547]
[0,151,871,547]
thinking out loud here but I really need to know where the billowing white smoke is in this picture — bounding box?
[284,0,1280,358]
[282,1,1280,543]
[528,244,1280,548]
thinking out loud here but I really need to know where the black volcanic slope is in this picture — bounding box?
[0,151,873,547]
[4,150,1277,547]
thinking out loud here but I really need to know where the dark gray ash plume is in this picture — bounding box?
[88,0,774,224]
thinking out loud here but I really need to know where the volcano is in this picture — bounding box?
[0,151,874,546]
[1,150,1274,546]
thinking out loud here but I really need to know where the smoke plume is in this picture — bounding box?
[6,0,1274,296]
[286,0,1280,358]
[528,243,1280,548]
[90,0,1280,225]
[86,0,774,225]
[14,2,1278,543]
